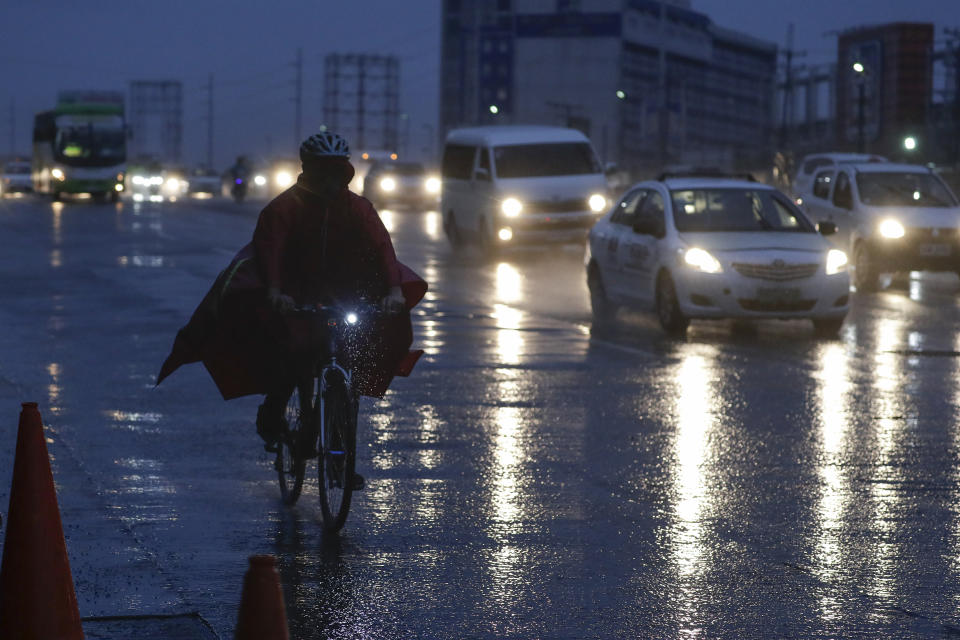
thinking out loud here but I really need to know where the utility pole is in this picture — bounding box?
[8,97,14,157]
[778,24,807,150]
[203,74,214,169]
[293,47,303,147]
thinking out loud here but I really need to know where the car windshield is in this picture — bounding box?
[492,142,601,178]
[379,162,424,176]
[671,188,815,233]
[856,172,957,208]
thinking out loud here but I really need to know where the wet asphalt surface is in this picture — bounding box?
[2,194,960,638]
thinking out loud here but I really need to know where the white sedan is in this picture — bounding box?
[585,176,851,336]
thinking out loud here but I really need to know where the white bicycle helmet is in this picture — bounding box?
[300,132,350,160]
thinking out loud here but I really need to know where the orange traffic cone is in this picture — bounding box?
[235,555,289,640]
[0,402,84,639]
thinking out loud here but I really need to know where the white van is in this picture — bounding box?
[440,126,609,251]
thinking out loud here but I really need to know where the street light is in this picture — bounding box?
[852,61,867,153]
[616,90,626,100]
[489,105,499,115]
[903,136,918,151]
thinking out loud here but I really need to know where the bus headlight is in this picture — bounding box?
[879,218,905,239]
[684,247,722,273]
[380,176,396,192]
[501,197,523,217]
[825,249,848,275]
[588,193,607,213]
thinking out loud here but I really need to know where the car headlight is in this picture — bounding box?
[131,175,145,186]
[149,176,163,186]
[275,171,293,188]
[51,168,65,181]
[588,193,607,213]
[501,197,523,217]
[878,218,905,239]
[254,174,267,186]
[165,177,180,191]
[826,249,848,275]
[380,176,396,192]
[684,247,723,273]
[425,176,441,194]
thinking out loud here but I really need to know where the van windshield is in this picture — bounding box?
[493,143,601,178]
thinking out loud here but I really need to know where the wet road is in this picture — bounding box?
[2,194,960,638]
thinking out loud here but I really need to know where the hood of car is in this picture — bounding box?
[861,205,960,229]
[679,231,829,255]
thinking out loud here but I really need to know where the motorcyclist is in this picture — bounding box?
[229,155,251,201]
[253,132,407,487]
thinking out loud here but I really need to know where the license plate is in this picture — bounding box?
[919,243,951,257]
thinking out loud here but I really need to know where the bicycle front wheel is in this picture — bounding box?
[317,373,357,532]
[276,380,311,505]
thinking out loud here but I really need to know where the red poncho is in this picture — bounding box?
[156,173,426,399]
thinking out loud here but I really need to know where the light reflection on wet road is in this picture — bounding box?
[2,195,960,637]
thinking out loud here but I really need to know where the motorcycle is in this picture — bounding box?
[231,176,248,203]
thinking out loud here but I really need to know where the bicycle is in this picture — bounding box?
[273,302,373,532]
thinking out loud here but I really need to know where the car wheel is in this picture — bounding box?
[656,271,688,335]
[812,316,844,338]
[854,242,879,292]
[587,263,618,327]
[444,212,464,247]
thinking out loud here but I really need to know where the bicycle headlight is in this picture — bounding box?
[684,247,723,273]
[501,197,522,217]
[588,193,607,213]
[826,249,848,275]
[878,218,905,239]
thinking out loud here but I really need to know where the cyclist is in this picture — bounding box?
[156,132,427,489]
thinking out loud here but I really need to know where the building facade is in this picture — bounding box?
[440,0,778,174]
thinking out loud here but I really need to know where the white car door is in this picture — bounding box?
[617,190,665,306]
[601,188,648,299]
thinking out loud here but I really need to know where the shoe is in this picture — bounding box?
[256,404,284,453]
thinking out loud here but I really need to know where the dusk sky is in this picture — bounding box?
[1,1,954,168]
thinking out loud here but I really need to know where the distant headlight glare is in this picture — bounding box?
[588,193,607,213]
[684,247,722,273]
[501,197,523,217]
[826,249,848,275]
[380,176,396,192]
[275,171,293,188]
[878,218,905,239]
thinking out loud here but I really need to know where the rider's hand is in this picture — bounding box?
[267,287,296,313]
[381,286,406,315]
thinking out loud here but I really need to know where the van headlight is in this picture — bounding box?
[826,249,848,275]
[380,176,396,192]
[425,176,441,194]
[878,218,905,239]
[588,193,607,213]
[684,247,722,273]
[501,197,523,217]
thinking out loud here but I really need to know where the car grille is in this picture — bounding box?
[524,198,589,214]
[906,227,959,241]
[731,262,819,281]
[737,299,817,312]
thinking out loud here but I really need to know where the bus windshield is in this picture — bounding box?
[492,143,601,178]
[56,125,126,165]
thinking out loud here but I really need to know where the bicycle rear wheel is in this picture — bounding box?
[275,380,311,505]
[317,373,357,532]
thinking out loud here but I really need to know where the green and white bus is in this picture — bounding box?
[33,91,126,201]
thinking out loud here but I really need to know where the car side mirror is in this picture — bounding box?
[817,221,837,236]
[474,168,490,181]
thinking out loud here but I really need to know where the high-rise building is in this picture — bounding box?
[128,81,182,164]
[440,0,778,173]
